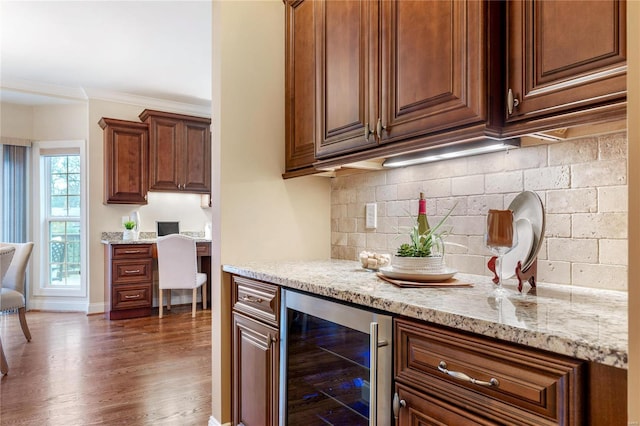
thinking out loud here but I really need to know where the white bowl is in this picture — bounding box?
[392,255,444,272]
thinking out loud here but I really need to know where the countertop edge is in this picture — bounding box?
[223,262,628,369]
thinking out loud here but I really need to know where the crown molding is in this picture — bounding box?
[1,79,211,117]
[84,88,211,117]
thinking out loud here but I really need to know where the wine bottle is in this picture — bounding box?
[417,192,430,236]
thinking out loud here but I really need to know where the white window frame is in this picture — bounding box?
[31,140,87,299]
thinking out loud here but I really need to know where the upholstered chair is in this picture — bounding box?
[0,245,16,374]
[156,235,207,318]
[1,242,35,342]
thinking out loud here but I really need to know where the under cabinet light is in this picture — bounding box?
[382,138,520,168]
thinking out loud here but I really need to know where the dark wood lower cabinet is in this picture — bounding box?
[232,276,280,426]
[393,317,627,426]
[232,313,279,426]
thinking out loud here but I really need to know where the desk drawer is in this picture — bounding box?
[196,242,211,256]
[112,259,153,284]
[112,283,152,310]
[395,318,584,425]
[112,244,153,259]
[232,276,279,327]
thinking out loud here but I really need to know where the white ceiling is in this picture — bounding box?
[0,0,211,107]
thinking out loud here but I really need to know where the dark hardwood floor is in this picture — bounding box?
[0,306,211,425]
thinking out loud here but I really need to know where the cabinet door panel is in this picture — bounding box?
[232,313,279,426]
[315,0,378,158]
[395,383,497,426]
[182,121,211,192]
[285,0,317,172]
[506,0,626,124]
[381,0,486,144]
[100,118,149,205]
[149,117,180,191]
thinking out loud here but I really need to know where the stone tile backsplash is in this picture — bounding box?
[330,132,628,291]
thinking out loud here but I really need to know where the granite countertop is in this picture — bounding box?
[101,232,211,244]
[222,259,628,369]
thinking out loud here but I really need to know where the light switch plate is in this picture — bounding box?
[365,203,377,229]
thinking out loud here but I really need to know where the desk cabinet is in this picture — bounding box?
[232,276,280,426]
[104,244,153,320]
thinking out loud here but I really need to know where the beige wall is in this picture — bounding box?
[210,0,331,423]
[332,132,628,291]
[628,0,639,420]
[0,103,34,139]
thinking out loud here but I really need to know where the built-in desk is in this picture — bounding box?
[102,237,211,320]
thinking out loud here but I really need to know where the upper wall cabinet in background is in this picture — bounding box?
[139,110,212,194]
[504,0,627,135]
[99,118,149,205]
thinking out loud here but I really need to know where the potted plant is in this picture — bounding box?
[122,220,138,241]
[393,204,456,272]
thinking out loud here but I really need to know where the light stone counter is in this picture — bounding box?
[223,259,627,369]
[101,232,211,245]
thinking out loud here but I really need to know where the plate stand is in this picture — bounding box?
[488,257,538,293]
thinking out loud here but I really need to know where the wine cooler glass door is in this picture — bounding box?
[280,290,392,426]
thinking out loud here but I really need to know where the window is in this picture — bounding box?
[32,141,87,301]
[45,155,81,288]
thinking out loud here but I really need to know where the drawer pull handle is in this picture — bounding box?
[124,250,140,254]
[124,294,140,299]
[438,361,499,388]
[124,269,141,274]
[241,295,263,304]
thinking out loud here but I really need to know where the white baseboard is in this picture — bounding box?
[27,298,88,313]
[208,416,231,426]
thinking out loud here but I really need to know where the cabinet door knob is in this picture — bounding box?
[375,118,386,139]
[392,392,406,419]
[507,88,520,115]
[364,123,373,141]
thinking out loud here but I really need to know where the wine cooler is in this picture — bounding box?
[279,289,392,425]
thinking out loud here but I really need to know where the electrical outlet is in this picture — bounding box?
[365,203,377,229]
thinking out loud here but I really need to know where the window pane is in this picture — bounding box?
[50,196,67,216]
[68,196,80,217]
[68,156,80,173]
[51,174,68,195]
[68,174,80,194]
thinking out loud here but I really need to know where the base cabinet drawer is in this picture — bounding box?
[232,276,280,327]
[395,318,584,425]
[112,284,152,310]
[112,259,153,284]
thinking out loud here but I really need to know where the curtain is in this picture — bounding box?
[2,143,29,243]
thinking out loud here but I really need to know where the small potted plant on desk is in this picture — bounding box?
[122,220,138,241]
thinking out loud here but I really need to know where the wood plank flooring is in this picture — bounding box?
[0,306,211,425]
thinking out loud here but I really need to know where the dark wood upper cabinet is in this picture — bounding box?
[313,0,501,164]
[139,109,211,194]
[314,0,380,159]
[99,117,149,205]
[379,0,500,145]
[504,0,627,134]
[284,0,317,176]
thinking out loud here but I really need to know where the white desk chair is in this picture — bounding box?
[156,234,207,318]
